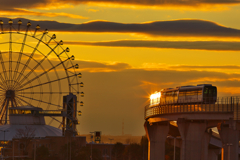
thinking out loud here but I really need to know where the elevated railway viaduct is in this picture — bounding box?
[144,99,240,160]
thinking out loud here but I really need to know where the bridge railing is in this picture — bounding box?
[145,96,240,120]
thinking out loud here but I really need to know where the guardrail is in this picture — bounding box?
[145,97,240,120]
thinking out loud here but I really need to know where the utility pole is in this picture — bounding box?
[12,139,19,160]
[109,138,114,160]
[226,143,232,160]
[90,132,95,160]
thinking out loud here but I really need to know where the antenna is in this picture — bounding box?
[122,119,124,136]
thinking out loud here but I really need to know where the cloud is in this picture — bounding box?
[2,0,240,11]
[0,9,88,19]
[63,40,240,51]
[1,18,240,39]
[87,9,99,13]
[35,59,132,72]
[76,60,132,72]
[140,64,240,74]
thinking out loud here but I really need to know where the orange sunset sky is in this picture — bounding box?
[1,0,240,135]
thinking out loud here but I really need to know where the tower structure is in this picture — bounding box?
[62,93,79,136]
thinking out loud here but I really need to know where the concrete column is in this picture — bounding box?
[177,119,207,160]
[218,121,239,160]
[208,148,220,160]
[201,129,212,160]
[144,121,169,160]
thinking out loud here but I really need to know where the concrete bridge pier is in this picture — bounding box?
[218,121,239,160]
[208,148,221,160]
[177,118,208,160]
[144,121,169,160]
[202,129,212,160]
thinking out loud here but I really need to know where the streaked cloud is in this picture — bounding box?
[2,0,240,11]
[76,60,131,72]
[63,40,240,51]
[0,9,88,19]
[87,9,99,13]
[43,59,132,72]
[1,18,240,39]
[141,64,240,74]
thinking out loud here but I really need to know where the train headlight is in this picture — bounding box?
[150,92,161,105]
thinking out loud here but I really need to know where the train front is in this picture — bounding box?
[150,91,161,107]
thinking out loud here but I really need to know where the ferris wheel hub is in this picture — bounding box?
[6,90,15,98]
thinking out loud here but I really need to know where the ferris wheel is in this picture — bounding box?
[0,19,83,126]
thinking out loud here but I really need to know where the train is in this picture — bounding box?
[150,84,217,107]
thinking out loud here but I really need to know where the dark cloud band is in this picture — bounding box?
[1,18,240,38]
[63,40,240,51]
[2,0,240,9]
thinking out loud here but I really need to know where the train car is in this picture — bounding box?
[150,84,217,107]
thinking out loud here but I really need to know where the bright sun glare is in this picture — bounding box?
[150,91,161,100]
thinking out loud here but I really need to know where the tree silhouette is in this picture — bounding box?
[112,142,125,160]
[14,126,36,156]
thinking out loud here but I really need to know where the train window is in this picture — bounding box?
[197,90,202,95]
[179,92,185,96]
[186,91,195,96]
[204,88,208,94]
[166,92,171,96]
[209,88,212,95]
[173,91,177,96]
[213,88,217,96]
[194,91,198,95]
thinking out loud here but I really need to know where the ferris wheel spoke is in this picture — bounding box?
[4,99,10,124]
[9,23,13,88]
[13,32,46,89]
[0,98,7,124]
[17,91,72,94]
[12,25,31,82]
[0,73,6,87]
[0,84,6,90]
[17,94,62,108]
[15,96,33,107]
[0,71,8,90]
[17,74,76,92]
[3,59,44,91]
[14,59,51,90]
[15,58,70,90]
[48,116,63,126]
[15,97,24,106]
[6,58,48,91]
[48,118,54,126]
[0,98,5,109]
[15,41,63,89]
[0,51,9,88]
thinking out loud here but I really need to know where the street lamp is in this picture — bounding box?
[109,138,114,160]
[167,136,181,160]
[0,130,9,158]
[30,139,39,160]
[89,132,95,160]
[12,139,19,160]
[226,143,232,160]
